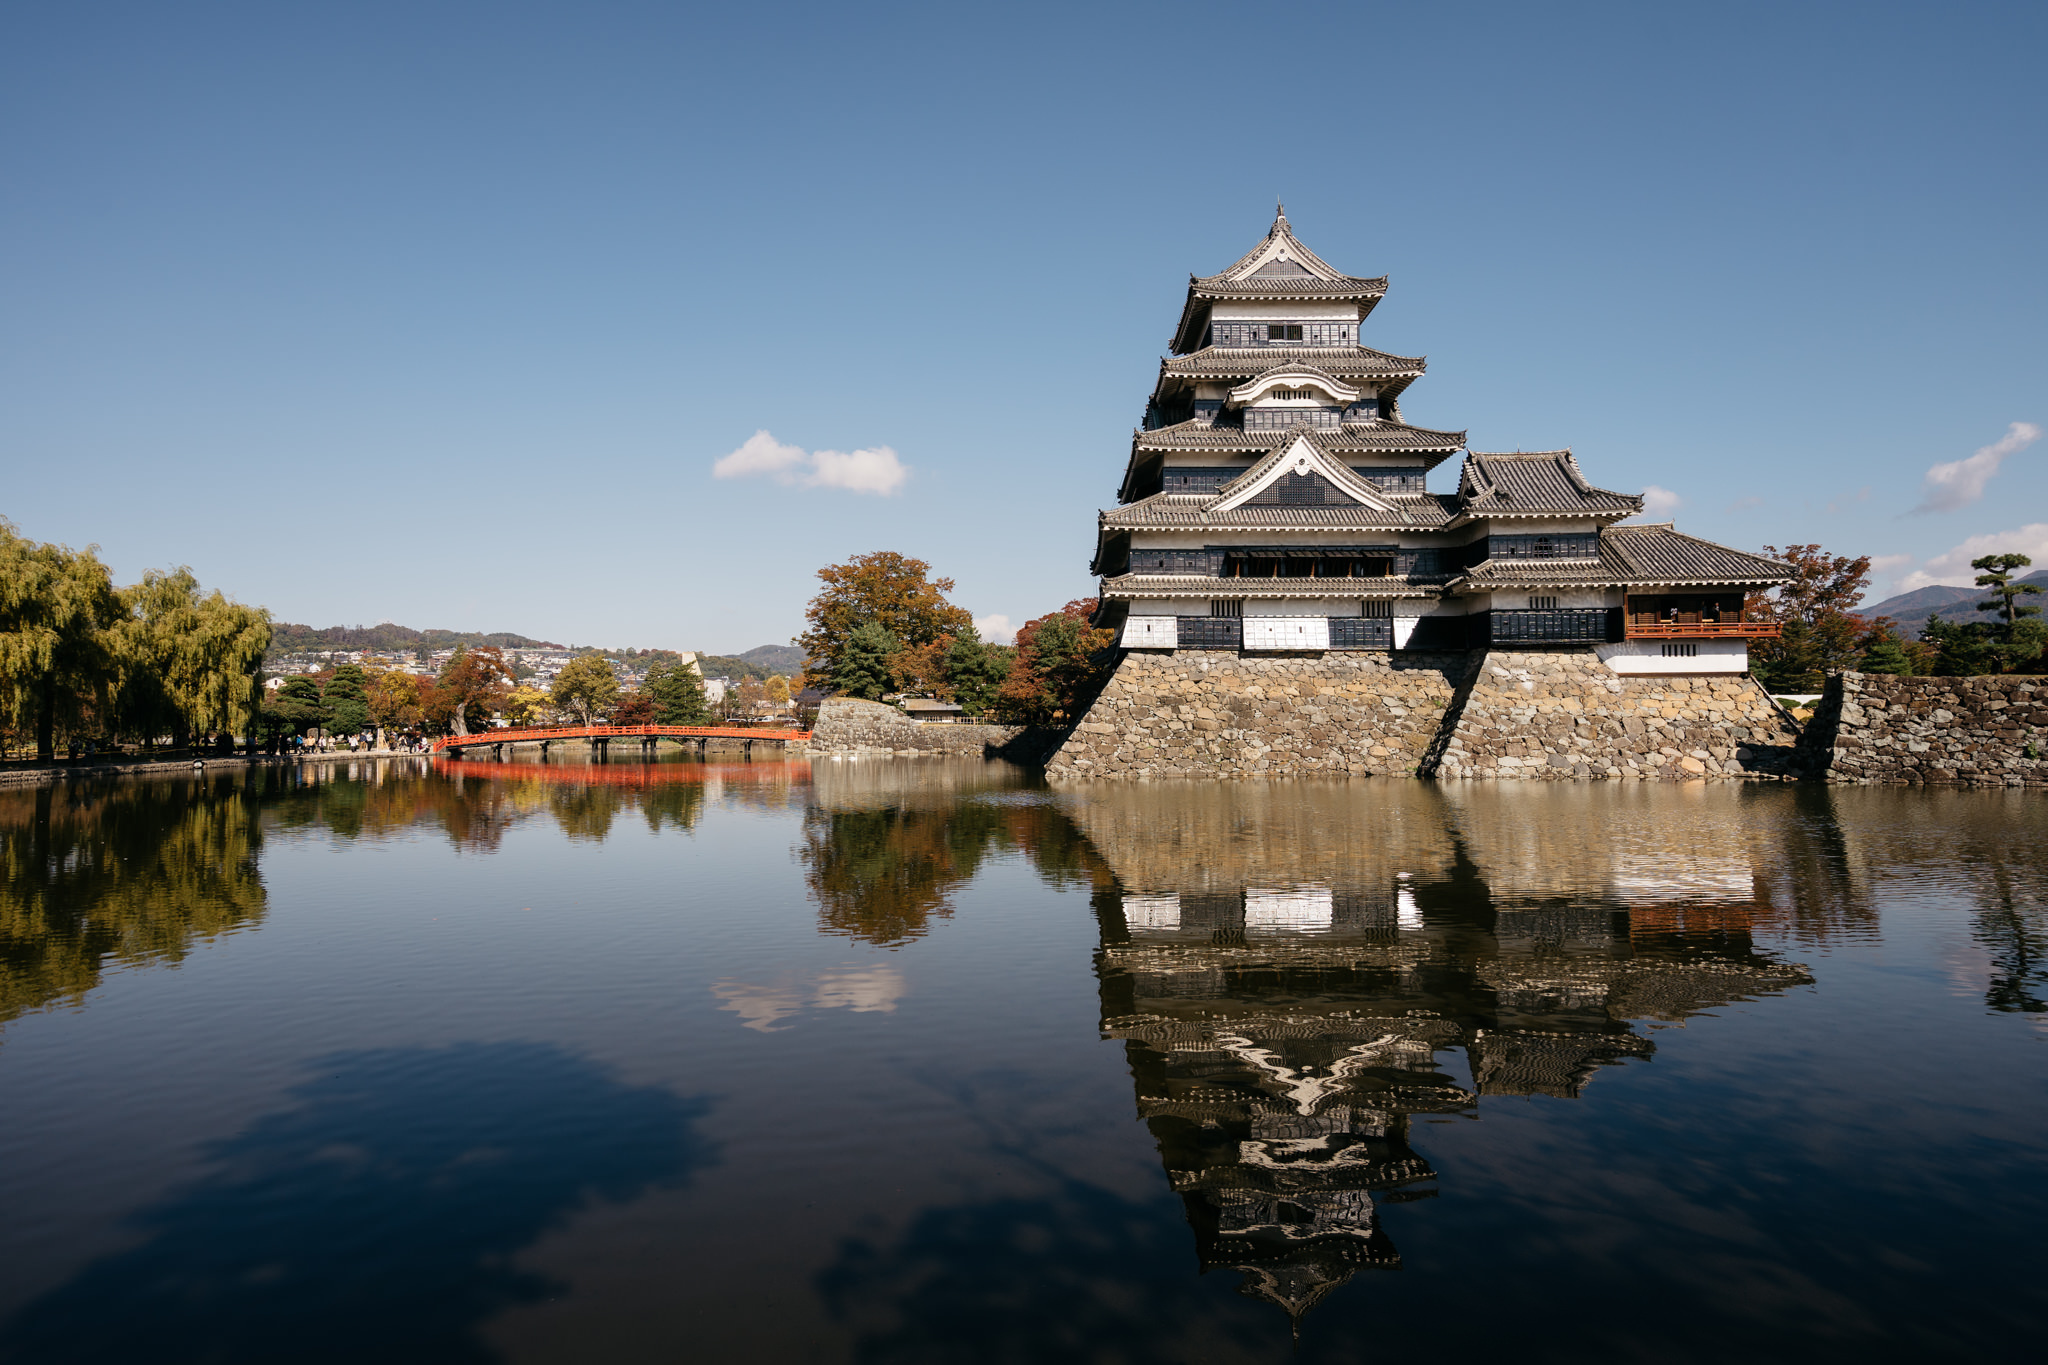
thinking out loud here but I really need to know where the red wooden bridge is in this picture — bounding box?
[431,723,811,758]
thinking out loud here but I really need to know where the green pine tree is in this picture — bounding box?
[1859,631,1915,675]
[323,665,372,735]
[645,659,710,725]
[833,623,899,701]
[1973,553,2042,635]
[942,626,1012,717]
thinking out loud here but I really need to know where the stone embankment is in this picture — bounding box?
[1793,671,2046,786]
[1427,650,1800,781]
[807,698,1034,759]
[1046,647,1800,781]
[1044,650,1467,778]
[0,749,432,789]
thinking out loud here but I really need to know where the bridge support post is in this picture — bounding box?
[539,740,550,760]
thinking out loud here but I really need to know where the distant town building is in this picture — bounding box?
[1093,206,1789,674]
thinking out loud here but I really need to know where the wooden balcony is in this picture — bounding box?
[1625,618,1781,639]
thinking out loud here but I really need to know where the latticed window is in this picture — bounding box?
[1661,641,1699,658]
[1206,321,1359,347]
[1273,388,1312,401]
[1209,599,1243,618]
[1529,596,1559,611]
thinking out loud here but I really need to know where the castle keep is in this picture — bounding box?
[1050,208,1803,780]
[1093,205,1789,668]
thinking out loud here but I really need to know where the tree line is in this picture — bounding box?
[1750,546,2045,692]
[795,551,1117,726]
[1,522,271,761]
[261,647,727,744]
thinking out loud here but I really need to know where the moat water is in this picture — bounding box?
[1,758,2043,1363]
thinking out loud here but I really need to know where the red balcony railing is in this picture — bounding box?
[1624,618,1781,639]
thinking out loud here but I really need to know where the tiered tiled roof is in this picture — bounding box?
[1160,345,1426,382]
[1456,524,1793,588]
[1097,574,1444,602]
[1101,492,1455,531]
[1454,451,1643,519]
[1133,419,1466,455]
[1172,205,1388,352]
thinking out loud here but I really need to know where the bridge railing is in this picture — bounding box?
[431,724,811,753]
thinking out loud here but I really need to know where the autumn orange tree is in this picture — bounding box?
[1749,544,1885,691]
[432,645,514,735]
[797,551,973,693]
[991,600,1116,727]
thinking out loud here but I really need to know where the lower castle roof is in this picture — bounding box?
[1455,524,1793,588]
[1102,492,1460,532]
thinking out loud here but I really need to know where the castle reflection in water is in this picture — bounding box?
[1063,780,1821,1323]
[797,763,1922,1326]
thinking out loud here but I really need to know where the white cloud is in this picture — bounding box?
[1866,553,1916,595]
[1897,523,2048,591]
[806,446,908,495]
[974,613,1015,644]
[1910,422,2040,514]
[712,429,808,481]
[712,429,909,496]
[1641,485,1682,516]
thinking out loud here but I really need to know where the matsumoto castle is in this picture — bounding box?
[1091,206,1788,670]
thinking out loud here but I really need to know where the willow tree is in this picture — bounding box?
[115,568,270,749]
[0,522,124,760]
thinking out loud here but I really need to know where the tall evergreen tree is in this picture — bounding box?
[323,665,372,736]
[1974,553,2042,634]
[942,626,1012,717]
[644,659,709,725]
[833,623,899,701]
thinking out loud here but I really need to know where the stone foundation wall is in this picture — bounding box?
[1426,650,1800,781]
[1045,647,1801,782]
[808,698,1026,758]
[1044,650,1467,778]
[1793,671,2047,786]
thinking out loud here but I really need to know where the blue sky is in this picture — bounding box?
[3,0,2043,651]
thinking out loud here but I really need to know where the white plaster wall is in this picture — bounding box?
[1596,640,1749,675]
[1244,616,1331,650]
[1476,517,1602,534]
[1483,588,1620,610]
[1118,598,1218,617]
[1210,301,1359,321]
[1121,617,1177,649]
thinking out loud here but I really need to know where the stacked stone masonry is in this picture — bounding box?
[1046,648,1801,782]
[1793,671,2047,787]
[1046,650,1466,778]
[1428,650,1799,782]
[808,698,1026,758]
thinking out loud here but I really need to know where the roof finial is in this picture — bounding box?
[1274,198,1288,231]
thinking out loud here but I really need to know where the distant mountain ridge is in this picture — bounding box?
[268,621,808,677]
[697,645,807,681]
[1859,570,2048,632]
[270,622,565,653]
